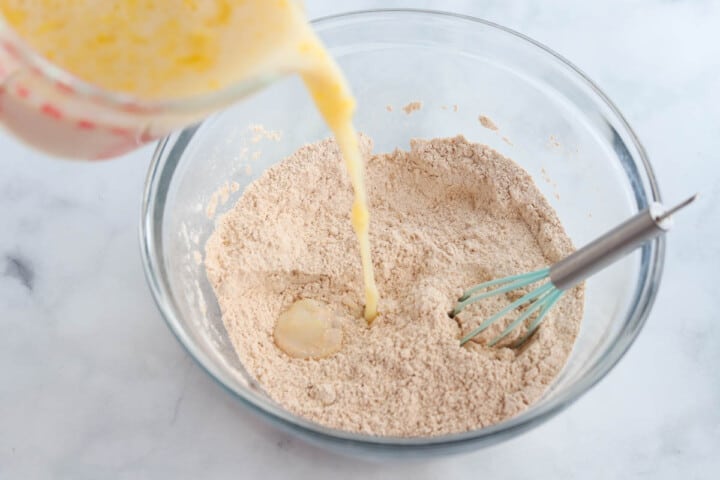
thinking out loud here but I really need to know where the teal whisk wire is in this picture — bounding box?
[451,194,696,348]
[456,268,550,304]
[455,276,561,347]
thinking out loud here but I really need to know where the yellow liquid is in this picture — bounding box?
[274,299,342,359]
[1,0,379,322]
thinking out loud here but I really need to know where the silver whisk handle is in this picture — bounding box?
[549,195,696,291]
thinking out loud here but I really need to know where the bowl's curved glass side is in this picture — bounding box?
[140,9,664,455]
[314,8,664,415]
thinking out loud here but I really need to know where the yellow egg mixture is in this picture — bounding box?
[1,0,379,354]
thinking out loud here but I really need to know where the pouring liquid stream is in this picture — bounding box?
[1,1,380,355]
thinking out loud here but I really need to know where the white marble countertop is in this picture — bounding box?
[1,1,718,478]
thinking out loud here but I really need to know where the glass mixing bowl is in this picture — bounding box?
[140,10,663,456]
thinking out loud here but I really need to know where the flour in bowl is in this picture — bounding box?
[204,135,583,436]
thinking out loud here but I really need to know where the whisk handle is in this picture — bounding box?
[549,196,695,290]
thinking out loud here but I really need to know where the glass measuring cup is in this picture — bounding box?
[0,20,277,160]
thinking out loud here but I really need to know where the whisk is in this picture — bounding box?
[450,194,697,348]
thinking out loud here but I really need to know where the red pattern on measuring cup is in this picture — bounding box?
[109,126,132,137]
[76,119,96,130]
[54,81,74,94]
[14,85,29,98]
[40,103,63,119]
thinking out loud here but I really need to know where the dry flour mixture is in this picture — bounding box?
[205,135,584,436]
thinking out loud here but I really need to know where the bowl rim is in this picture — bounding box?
[140,8,665,453]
